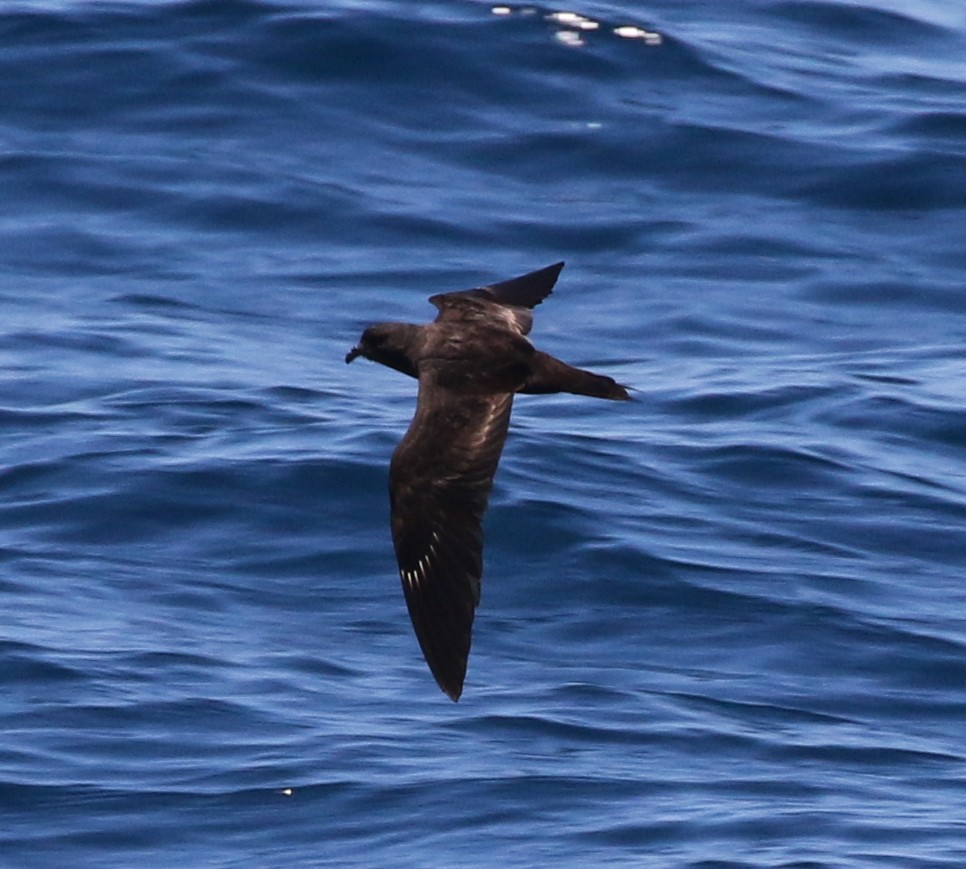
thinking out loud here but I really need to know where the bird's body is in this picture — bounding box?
[347,262,629,700]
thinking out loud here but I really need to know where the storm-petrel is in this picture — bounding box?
[346,262,629,700]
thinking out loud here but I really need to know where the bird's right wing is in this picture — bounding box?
[388,379,514,700]
[428,261,564,336]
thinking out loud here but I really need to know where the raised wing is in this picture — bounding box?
[476,261,564,308]
[429,261,564,336]
[388,380,514,700]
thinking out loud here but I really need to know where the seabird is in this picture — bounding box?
[346,262,629,700]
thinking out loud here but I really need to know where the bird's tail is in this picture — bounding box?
[520,351,631,401]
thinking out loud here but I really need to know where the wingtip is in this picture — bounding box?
[479,261,566,310]
[545,260,565,285]
[437,675,463,701]
[540,260,565,282]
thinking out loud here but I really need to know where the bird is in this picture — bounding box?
[346,262,630,700]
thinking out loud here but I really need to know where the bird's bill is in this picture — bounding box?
[345,346,361,363]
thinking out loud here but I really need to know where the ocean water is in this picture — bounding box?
[2,0,965,865]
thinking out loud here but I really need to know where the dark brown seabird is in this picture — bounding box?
[346,262,630,700]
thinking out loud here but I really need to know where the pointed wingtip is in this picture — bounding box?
[436,664,466,701]
[544,261,565,286]
[436,673,463,701]
[536,260,565,284]
[482,261,566,309]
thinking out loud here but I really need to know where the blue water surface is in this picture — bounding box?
[2,0,966,866]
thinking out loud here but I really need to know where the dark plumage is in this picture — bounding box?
[346,262,629,700]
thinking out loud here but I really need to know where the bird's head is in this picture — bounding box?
[346,323,420,378]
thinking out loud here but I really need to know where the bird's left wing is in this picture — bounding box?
[388,378,514,700]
